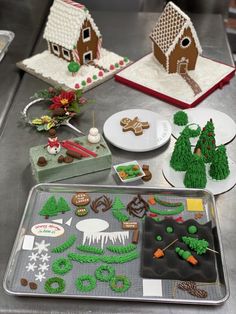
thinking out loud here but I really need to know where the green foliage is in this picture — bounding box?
[112,197,125,210]
[182,236,209,255]
[68,61,80,74]
[209,145,230,180]
[184,154,207,188]
[170,133,192,171]
[173,111,188,126]
[39,196,58,218]
[195,120,216,163]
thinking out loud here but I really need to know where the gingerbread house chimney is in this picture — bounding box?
[43,0,102,65]
[150,1,202,74]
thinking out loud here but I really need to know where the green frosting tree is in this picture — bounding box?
[57,197,71,214]
[184,151,207,188]
[170,133,192,171]
[182,236,209,255]
[39,196,58,219]
[112,197,129,222]
[112,197,125,210]
[195,119,216,163]
[209,145,230,180]
[68,61,80,76]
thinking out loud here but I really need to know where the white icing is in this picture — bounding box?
[117,53,234,106]
[43,0,101,50]
[22,49,128,89]
[76,218,109,233]
[82,231,129,249]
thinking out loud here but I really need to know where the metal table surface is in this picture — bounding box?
[1,11,236,314]
[0,0,52,134]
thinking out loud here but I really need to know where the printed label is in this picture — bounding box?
[31,223,64,237]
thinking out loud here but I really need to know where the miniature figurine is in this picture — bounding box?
[46,128,61,155]
[88,112,101,144]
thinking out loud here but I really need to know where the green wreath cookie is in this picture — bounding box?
[75,274,96,292]
[109,275,131,293]
[52,257,73,275]
[44,277,65,294]
[95,265,115,282]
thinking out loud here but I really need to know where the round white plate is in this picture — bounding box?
[103,109,172,152]
[172,108,236,146]
[162,154,236,195]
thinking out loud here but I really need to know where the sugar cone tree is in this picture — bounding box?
[209,145,230,180]
[39,196,58,219]
[57,197,71,214]
[170,133,192,171]
[184,149,207,188]
[195,119,216,163]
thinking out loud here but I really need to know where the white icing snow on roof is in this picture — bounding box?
[150,1,202,56]
[43,0,101,50]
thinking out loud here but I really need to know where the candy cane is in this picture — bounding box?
[73,48,80,64]
[63,0,85,10]
[96,37,102,60]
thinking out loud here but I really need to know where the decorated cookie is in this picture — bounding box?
[71,192,91,206]
[120,117,149,136]
[75,207,88,217]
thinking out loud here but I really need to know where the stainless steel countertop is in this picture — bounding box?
[1,11,236,314]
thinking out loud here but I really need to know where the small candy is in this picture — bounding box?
[110,64,115,70]
[87,77,92,84]
[166,226,174,233]
[156,235,162,241]
[98,71,103,77]
[188,225,198,234]
[74,83,80,89]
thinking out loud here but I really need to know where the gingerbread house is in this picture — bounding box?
[43,0,102,65]
[150,1,202,74]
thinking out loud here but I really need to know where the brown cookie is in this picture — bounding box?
[72,192,91,206]
[57,155,64,163]
[120,117,149,136]
[142,164,152,182]
[20,278,28,286]
[29,282,38,290]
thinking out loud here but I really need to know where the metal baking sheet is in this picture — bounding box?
[4,184,229,305]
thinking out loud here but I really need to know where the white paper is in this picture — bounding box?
[22,235,35,250]
[142,279,163,297]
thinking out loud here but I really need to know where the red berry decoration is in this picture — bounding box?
[119,60,124,66]
[87,77,92,84]
[98,71,103,77]
[74,83,80,89]
[110,65,115,70]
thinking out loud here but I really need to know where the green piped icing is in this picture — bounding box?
[170,134,192,171]
[184,154,207,188]
[173,111,188,126]
[51,235,77,253]
[209,145,230,180]
[195,120,216,163]
[182,236,209,255]
[76,245,104,255]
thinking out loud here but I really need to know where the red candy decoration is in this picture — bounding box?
[119,60,124,66]
[110,65,115,70]
[74,83,80,89]
[98,71,103,77]
[87,77,92,84]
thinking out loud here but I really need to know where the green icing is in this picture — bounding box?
[154,195,183,207]
[39,196,57,218]
[173,111,188,126]
[52,258,73,275]
[170,133,192,171]
[184,154,207,189]
[149,204,184,215]
[182,236,209,255]
[44,277,65,294]
[95,265,115,282]
[209,145,230,180]
[109,275,131,293]
[181,123,201,138]
[106,244,136,254]
[195,119,216,163]
[75,274,96,292]
[176,247,191,260]
[57,197,71,214]
[111,197,129,222]
[81,80,86,86]
[76,245,104,255]
[188,225,198,234]
[156,235,162,241]
[51,235,77,253]
[166,226,174,233]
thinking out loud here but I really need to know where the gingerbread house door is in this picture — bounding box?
[177,61,188,74]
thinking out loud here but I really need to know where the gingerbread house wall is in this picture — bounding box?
[168,27,198,74]
[77,19,99,65]
[48,42,74,62]
[153,42,167,70]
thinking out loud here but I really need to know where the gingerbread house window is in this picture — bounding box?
[83,51,93,64]
[83,27,91,42]
[180,37,191,49]
[52,43,60,56]
[62,48,71,61]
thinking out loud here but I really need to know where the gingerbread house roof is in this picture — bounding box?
[150,1,202,57]
[43,0,101,50]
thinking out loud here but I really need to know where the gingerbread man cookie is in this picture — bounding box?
[71,192,90,206]
[120,117,149,136]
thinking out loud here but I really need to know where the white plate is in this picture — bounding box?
[162,154,236,195]
[113,160,145,183]
[103,109,172,152]
[172,108,236,146]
